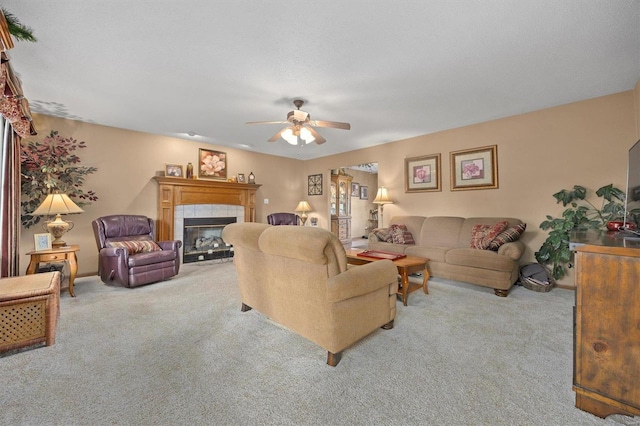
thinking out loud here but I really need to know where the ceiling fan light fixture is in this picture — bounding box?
[282,128,298,145]
[300,127,315,144]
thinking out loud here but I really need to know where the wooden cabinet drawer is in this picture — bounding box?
[36,253,67,262]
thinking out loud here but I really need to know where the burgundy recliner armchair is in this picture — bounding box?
[267,213,300,226]
[92,215,182,288]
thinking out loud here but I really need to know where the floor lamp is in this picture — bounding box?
[373,187,393,228]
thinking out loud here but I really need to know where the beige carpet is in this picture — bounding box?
[1,259,638,426]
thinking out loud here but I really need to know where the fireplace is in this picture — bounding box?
[182,217,236,263]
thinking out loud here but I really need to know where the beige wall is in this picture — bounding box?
[635,80,640,139]
[20,115,305,276]
[20,86,640,287]
[308,90,637,285]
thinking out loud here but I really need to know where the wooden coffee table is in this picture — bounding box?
[345,249,430,306]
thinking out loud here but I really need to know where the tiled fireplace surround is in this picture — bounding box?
[175,204,244,260]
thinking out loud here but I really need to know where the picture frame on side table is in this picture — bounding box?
[360,186,368,200]
[351,182,360,197]
[405,153,441,192]
[237,173,245,183]
[34,233,52,251]
[165,163,183,178]
[198,148,227,180]
[450,145,498,191]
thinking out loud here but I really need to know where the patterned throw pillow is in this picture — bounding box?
[488,223,527,251]
[469,221,509,250]
[106,240,162,255]
[372,228,392,242]
[389,224,415,245]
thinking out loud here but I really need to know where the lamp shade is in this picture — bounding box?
[32,193,84,216]
[373,187,393,205]
[295,201,312,213]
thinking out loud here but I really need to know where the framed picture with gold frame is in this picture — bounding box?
[405,153,441,192]
[198,148,227,180]
[450,145,498,191]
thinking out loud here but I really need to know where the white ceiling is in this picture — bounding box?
[3,1,640,160]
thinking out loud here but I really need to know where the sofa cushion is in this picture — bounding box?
[106,240,162,255]
[389,216,428,245]
[372,228,392,243]
[389,224,415,245]
[488,223,527,251]
[446,248,515,272]
[458,217,522,248]
[419,217,465,248]
[469,221,508,249]
[405,245,450,263]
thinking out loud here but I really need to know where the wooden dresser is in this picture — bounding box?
[572,230,640,418]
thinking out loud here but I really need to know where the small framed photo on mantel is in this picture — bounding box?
[165,163,183,178]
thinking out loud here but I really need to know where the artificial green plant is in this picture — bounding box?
[535,184,640,280]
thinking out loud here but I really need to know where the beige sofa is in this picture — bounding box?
[222,222,399,366]
[368,216,525,296]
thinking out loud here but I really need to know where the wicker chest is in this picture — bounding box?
[0,271,60,353]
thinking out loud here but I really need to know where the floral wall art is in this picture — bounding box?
[450,145,498,191]
[198,148,227,180]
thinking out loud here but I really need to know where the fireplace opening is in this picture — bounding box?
[183,217,236,263]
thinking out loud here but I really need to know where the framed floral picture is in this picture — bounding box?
[405,153,441,192]
[198,148,227,180]
[450,145,498,191]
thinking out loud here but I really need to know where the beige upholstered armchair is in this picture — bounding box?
[222,222,398,366]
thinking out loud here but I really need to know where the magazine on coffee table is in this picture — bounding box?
[356,250,407,260]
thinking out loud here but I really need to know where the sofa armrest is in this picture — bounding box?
[497,240,525,260]
[327,260,398,302]
[368,232,381,242]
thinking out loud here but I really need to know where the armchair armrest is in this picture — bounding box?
[497,240,525,260]
[368,232,382,242]
[157,240,182,251]
[327,260,398,302]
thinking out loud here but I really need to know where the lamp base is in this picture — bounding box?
[300,214,308,226]
[45,214,73,248]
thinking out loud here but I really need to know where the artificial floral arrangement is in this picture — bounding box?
[20,130,98,228]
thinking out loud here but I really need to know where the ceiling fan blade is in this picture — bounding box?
[306,126,326,144]
[308,120,351,130]
[246,120,288,125]
[268,128,285,142]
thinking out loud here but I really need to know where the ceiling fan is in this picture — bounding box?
[246,99,350,145]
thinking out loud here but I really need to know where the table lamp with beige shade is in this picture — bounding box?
[32,192,84,247]
[294,200,312,226]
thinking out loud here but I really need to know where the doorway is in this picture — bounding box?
[333,163,378,242]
